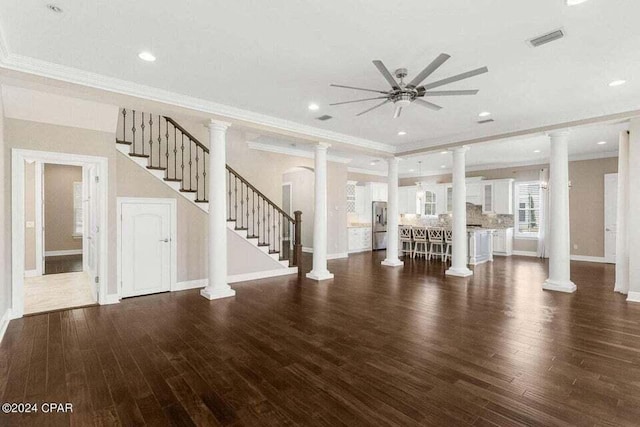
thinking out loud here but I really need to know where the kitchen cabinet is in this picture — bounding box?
[369,182,388,202]
[398,186,418,214]
[466,182,481,206]
[348,227,372,253]
[482,183,494,213]
[493,228,514,256]
[492,179,514,214]
[355,186,367,217]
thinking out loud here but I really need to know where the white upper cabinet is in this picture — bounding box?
[398,186,418,214]
[370,182,388,202]
[482,183,494,213]
[492,179,514,214]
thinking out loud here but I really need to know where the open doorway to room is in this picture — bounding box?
[13,150,107,317]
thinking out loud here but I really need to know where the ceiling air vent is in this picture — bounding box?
[478,119,495,124]
[528,28,565,47]
[316,115,333,121]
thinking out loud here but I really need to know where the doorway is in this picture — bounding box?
[117,198,176,298]
[604,173,617,264]
[12,149,108,318]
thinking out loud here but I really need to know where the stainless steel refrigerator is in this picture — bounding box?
[372,201,387,250]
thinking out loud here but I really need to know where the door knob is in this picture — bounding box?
[160,238,169,242]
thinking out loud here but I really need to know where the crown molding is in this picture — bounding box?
[0,41,395,154]
[347,167,387,177]
[247,140,352,164]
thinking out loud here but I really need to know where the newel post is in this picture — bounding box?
[293,211,302,267]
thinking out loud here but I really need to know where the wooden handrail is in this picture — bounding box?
[164,116,210,154]
[225,164,295,223]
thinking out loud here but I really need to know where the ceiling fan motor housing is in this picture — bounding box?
[395,92,413,106]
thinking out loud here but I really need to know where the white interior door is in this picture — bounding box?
[121,201,172,297]
[604,173,617,264]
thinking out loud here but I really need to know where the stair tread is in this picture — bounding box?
[246,235,259,239]
[116,140,133,145]
[130,153,150,158]
[269,250,280,254]
[258,243,270,247]
[147,166,167,170]
[179,189,197,193]
[194,199,209,203]
[234,227,248,231]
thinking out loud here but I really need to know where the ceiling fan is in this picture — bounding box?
[329,53,488,118]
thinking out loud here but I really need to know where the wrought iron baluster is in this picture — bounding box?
[227,171,232,220]
[240,182,245,228]
[141,112,145,156]
[165,120,169,173]
[122,109,127,142]
[131,110,136,153]
[148,114,154,166]
[203,155,207,202]
[180,134,185,186]
[256,196,261,243]
[267,204,272,251]
[252,190,255,237]
[278,214,281,256]
[157,115,162,168]
[245,184,250,230]
[173,127,177,179]
[195,146,200,199]
[188,137,193,190]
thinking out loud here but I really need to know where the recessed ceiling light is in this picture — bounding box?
[441,165,446,169]
[409,169,415,172]
[566,0,589,5]
[138,51,156,62]
[46,4,63,13]
[597,141,607,145]
[397,131,407,136]
[609,80,626,87]
[308,103,320,111]
[478,112,491,118]
[440,151,448,155]
[534,149,541,153]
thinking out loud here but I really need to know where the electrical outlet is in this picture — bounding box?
[25,221,35,229]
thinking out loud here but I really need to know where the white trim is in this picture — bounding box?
[102,294,121,305]
[348,167,387,177]
[0,48,393,154]
[175,267,299,291]
[12,149,109,318]
[627,292,640,303]
[303,247,350,259]
[34,161,43,276]
[248,140,352,164]
[117,197,178,297]
[24,269,38,277]
[512,250,538,257]
[0,309,12,344]
[570,255,609,264]
[44,249,83,257]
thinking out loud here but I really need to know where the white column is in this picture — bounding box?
[627,119,640,302]
[446,147,472,277]
[201,120,236,300]
[543,131,576,293]
[306,143,334,281]
[382,157,403,267]
[614,131,629,294]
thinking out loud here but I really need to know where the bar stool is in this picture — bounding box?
[399,225,413,258]
[412,226,428,259]
[443,229,453,263]
[427,227,445,261]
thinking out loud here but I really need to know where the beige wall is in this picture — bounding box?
[24,162,36,270]
[399,159,618,257]
[348,172,387,184]
[0,89,9,317]
[5,119,119,295]
[44,164,83,252]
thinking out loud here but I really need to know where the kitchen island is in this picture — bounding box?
[468,228,495,265]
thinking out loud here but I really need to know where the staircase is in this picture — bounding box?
[115,109,302,268]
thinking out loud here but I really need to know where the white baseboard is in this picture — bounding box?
[100,294,120,305]
[0,309,13,344]
[302,247,313,253]
[627,292,640,303]
[512,250,538,257]
[24,269,39,277]
[348,248,373,254]
[570,255,609,264]
[175,267,299,291]
[45,249,82,257]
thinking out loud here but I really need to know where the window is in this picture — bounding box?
[424,191,437,216]
[446,186,453,212]
[73,182,83,237]
[515,181,541,238]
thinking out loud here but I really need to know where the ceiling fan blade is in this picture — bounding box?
[393,105,402,119]
[330,96,388,106]
[421,67,488,90]
[422,90,479,96]
[372,60,400,90]
[414,98,442,111]
[406,53,451,88]
[356,99,391,117]
[330,84,389,94]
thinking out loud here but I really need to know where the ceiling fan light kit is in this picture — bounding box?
[330,53,488,118]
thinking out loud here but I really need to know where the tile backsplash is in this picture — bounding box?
[400,203,514,229]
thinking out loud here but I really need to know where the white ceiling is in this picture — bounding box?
[1,0,639,153]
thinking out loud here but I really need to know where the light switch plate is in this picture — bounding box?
[25,221,35,229]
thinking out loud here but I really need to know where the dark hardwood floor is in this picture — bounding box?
[2,253,640,426]
[44,255,83,275]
